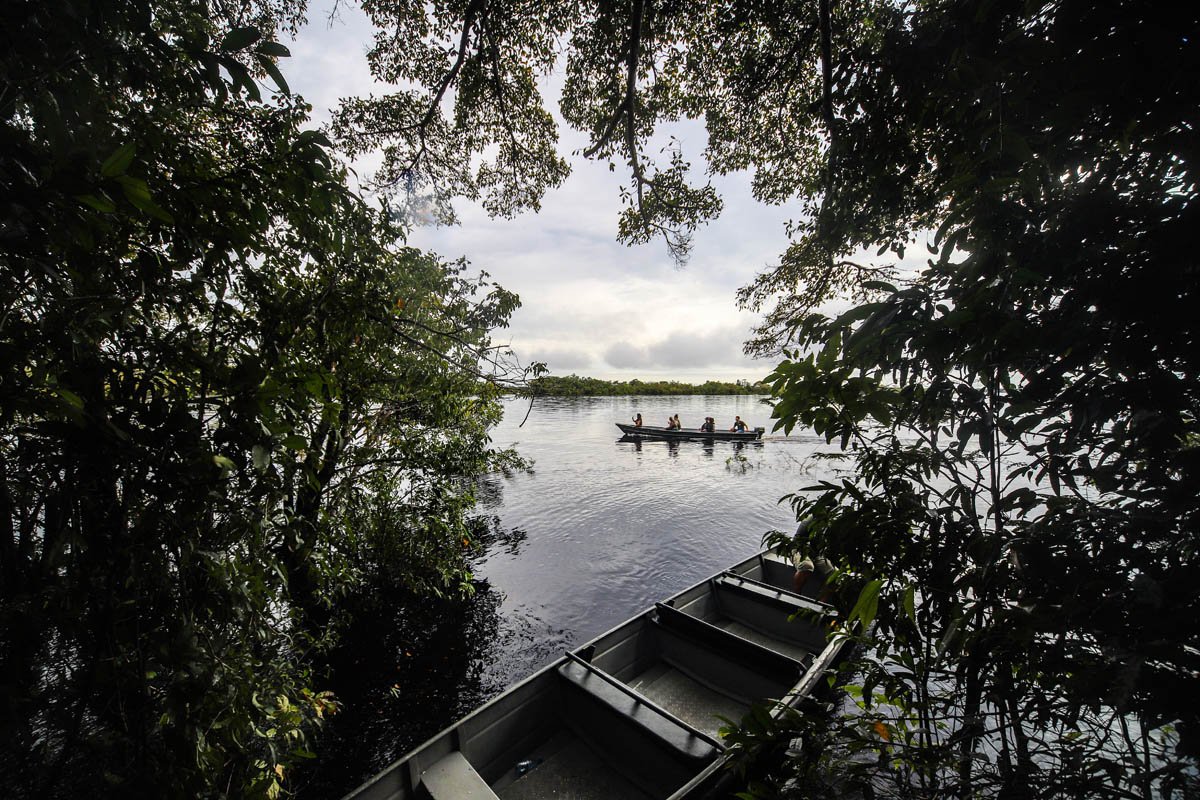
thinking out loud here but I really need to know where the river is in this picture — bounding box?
[297,395,842,797]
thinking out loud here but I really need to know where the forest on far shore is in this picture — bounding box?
[529,374,770,396]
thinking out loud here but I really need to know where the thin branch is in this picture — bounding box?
[581,97,629,158]
[419,0,484,135]
[624,0,647,206]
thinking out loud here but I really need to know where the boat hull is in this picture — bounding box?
[616,423,764,442]
[343,549,844,800]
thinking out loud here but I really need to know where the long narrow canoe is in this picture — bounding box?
[343,549,846,800]
[616,423,765,442]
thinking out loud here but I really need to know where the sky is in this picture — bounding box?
[285,4,810,383]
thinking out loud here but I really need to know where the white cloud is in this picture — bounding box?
[603,341,650,369]
[529,348,593,371]
[602,326,760,372]
[646,329,744,368]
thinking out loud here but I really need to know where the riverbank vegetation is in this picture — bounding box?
[0,2,530,797]
[343,1,1199,798]
[529,375,768,396]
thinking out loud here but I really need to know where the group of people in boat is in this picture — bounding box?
[631,413,752,432]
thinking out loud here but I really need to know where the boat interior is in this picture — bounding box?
[346,552,839,800]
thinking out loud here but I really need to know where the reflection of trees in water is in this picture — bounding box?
[467,514,528,563]
[295,582,504,798]
[474,462,534,511]
[474,472,507,509]
[293,515,533,798]
[478,605,576,692]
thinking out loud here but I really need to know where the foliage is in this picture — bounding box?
[332,0,574,223]
[0,1,526,797]
[341,0,1200,797]
[752,2,1200,797]
[529,374,769,396]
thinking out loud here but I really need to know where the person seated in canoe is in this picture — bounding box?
[672,413,681,429]
[730,415,749,432]
[666,414,681,429]
[632,413,643,428]
[699,417,715,433]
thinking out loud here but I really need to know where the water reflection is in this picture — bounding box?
[297,581,505,798]
[474,472,507,509]
[616,435,762,461]
[469,514,529,563]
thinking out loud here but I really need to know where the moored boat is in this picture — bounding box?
[616,423,765,442]
[343,549,845,800]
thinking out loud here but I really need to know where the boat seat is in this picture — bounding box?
[713,574,833,649]
[556,660,719,771]
[419,751,500,800]
[653,602,809,688]
[717,572,835,616]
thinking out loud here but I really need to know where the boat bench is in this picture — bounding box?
[556,659,718,796]
[653,602,808,692]
[718,571,834,615]
[418,751,499,800]
[712,574,833,651]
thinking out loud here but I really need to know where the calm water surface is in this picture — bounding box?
[476,395,843,677]
[301,395,842,796]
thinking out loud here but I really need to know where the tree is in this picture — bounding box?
[751,3,1200,795]
[1,1,527,796]
[340,0,1199,795]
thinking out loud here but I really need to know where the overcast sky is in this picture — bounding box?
[286,3,809,383]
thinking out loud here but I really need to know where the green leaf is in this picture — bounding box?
[117,176,175,223]
[101,142,136,178]
[256,41,291,57]
[57,388,84,409]
[229,60,262,102]
[258,55,290,95]
[297,129,333,148]
[252,444,270,472]
[282,435,307,450]
[221,26,261,52]
[849,579,883,628]
[903,584,916,624]
[76,193,117,213]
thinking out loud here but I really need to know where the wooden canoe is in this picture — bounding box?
[616,423,765,442]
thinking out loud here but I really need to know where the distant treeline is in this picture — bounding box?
[529,374,770,396]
